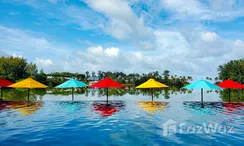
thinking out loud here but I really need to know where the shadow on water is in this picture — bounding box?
[137,101,169,114]
[91,100,126,117]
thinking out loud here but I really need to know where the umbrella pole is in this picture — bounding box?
[106,88,108,105]
[0,87,2,100]
[201,88,204,108]
[151,88,154,101]
[228,88,231,102]
[27,88,30,101]
[72,88,74,101]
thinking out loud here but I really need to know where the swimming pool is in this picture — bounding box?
[0,90,243,145]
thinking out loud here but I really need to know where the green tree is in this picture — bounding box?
[92,71,96,77]
[163,70,170,84]
[218,59,244,83]
[35,69,47,84]
[26,62,38,77]
[0,56,28,81]
[85,71,90,78]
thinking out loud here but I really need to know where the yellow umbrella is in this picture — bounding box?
[136,78,168,101]
[9,78,48,101]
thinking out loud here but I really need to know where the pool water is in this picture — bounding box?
[0,91,244,146]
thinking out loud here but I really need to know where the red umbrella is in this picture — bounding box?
[89,77,125,104]
[217,79,244,102]
[0,78,14,100]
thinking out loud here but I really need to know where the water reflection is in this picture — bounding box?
[222,103,244,114]
[57,101,89,112]
[2,87,244,102]
[91,101,125,117]
[183,102,222,115]
[137,101,168,114]
[1,88,192,101]
[0,100,43,116]
[183,102,244,125]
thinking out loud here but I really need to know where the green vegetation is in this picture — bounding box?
[1,56,244,102]
[217,59,244,102]
[0,56,28,81]
[0,56,192,88]
[218,59,244,83]
[1,87,190,101]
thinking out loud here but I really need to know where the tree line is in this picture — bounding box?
[1,56,244,101]
[0,56,193,88]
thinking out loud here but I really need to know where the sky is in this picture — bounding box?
[0,0,244,79]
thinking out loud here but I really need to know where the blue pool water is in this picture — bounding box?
[0,91,244,146]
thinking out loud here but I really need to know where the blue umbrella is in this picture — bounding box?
[56,79,88,100]
[183,79,221,108]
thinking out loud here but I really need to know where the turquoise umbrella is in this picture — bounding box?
[183,79,221,108]
[56,79,88,100]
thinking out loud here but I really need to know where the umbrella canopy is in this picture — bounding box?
[89,77,125,104]
[136,78,168,101]
[136,78,168,88]
[0,78,14,100]
[9,78,48,101]
[89,77,125,88]
[184,79,221,90]
[9,78,48,88]
[0,78,14,87]
[55,79,88,100]
[217,79,244,102]
[217,79,244,89]
[184,79,221,108]
[56,79,88,88]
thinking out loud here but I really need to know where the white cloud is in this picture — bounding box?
[12,53,23,58]
[201,32,218,42]
[87,46,103,56]
[35,57,53,66]
[87,46,120,57]
[161,0,204,16]
[155,30,189,55]
[234,39,244,46]
[0,25,71,57]
[134,52,143,60]
[138,41,155,50]
[232,39,244,58]
[34,57,55,72]
[2,1,244,80]
[160,0,244,22]
[84,0,155,49]
[104,47,119,56]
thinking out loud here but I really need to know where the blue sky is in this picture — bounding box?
[0,0,244,79]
